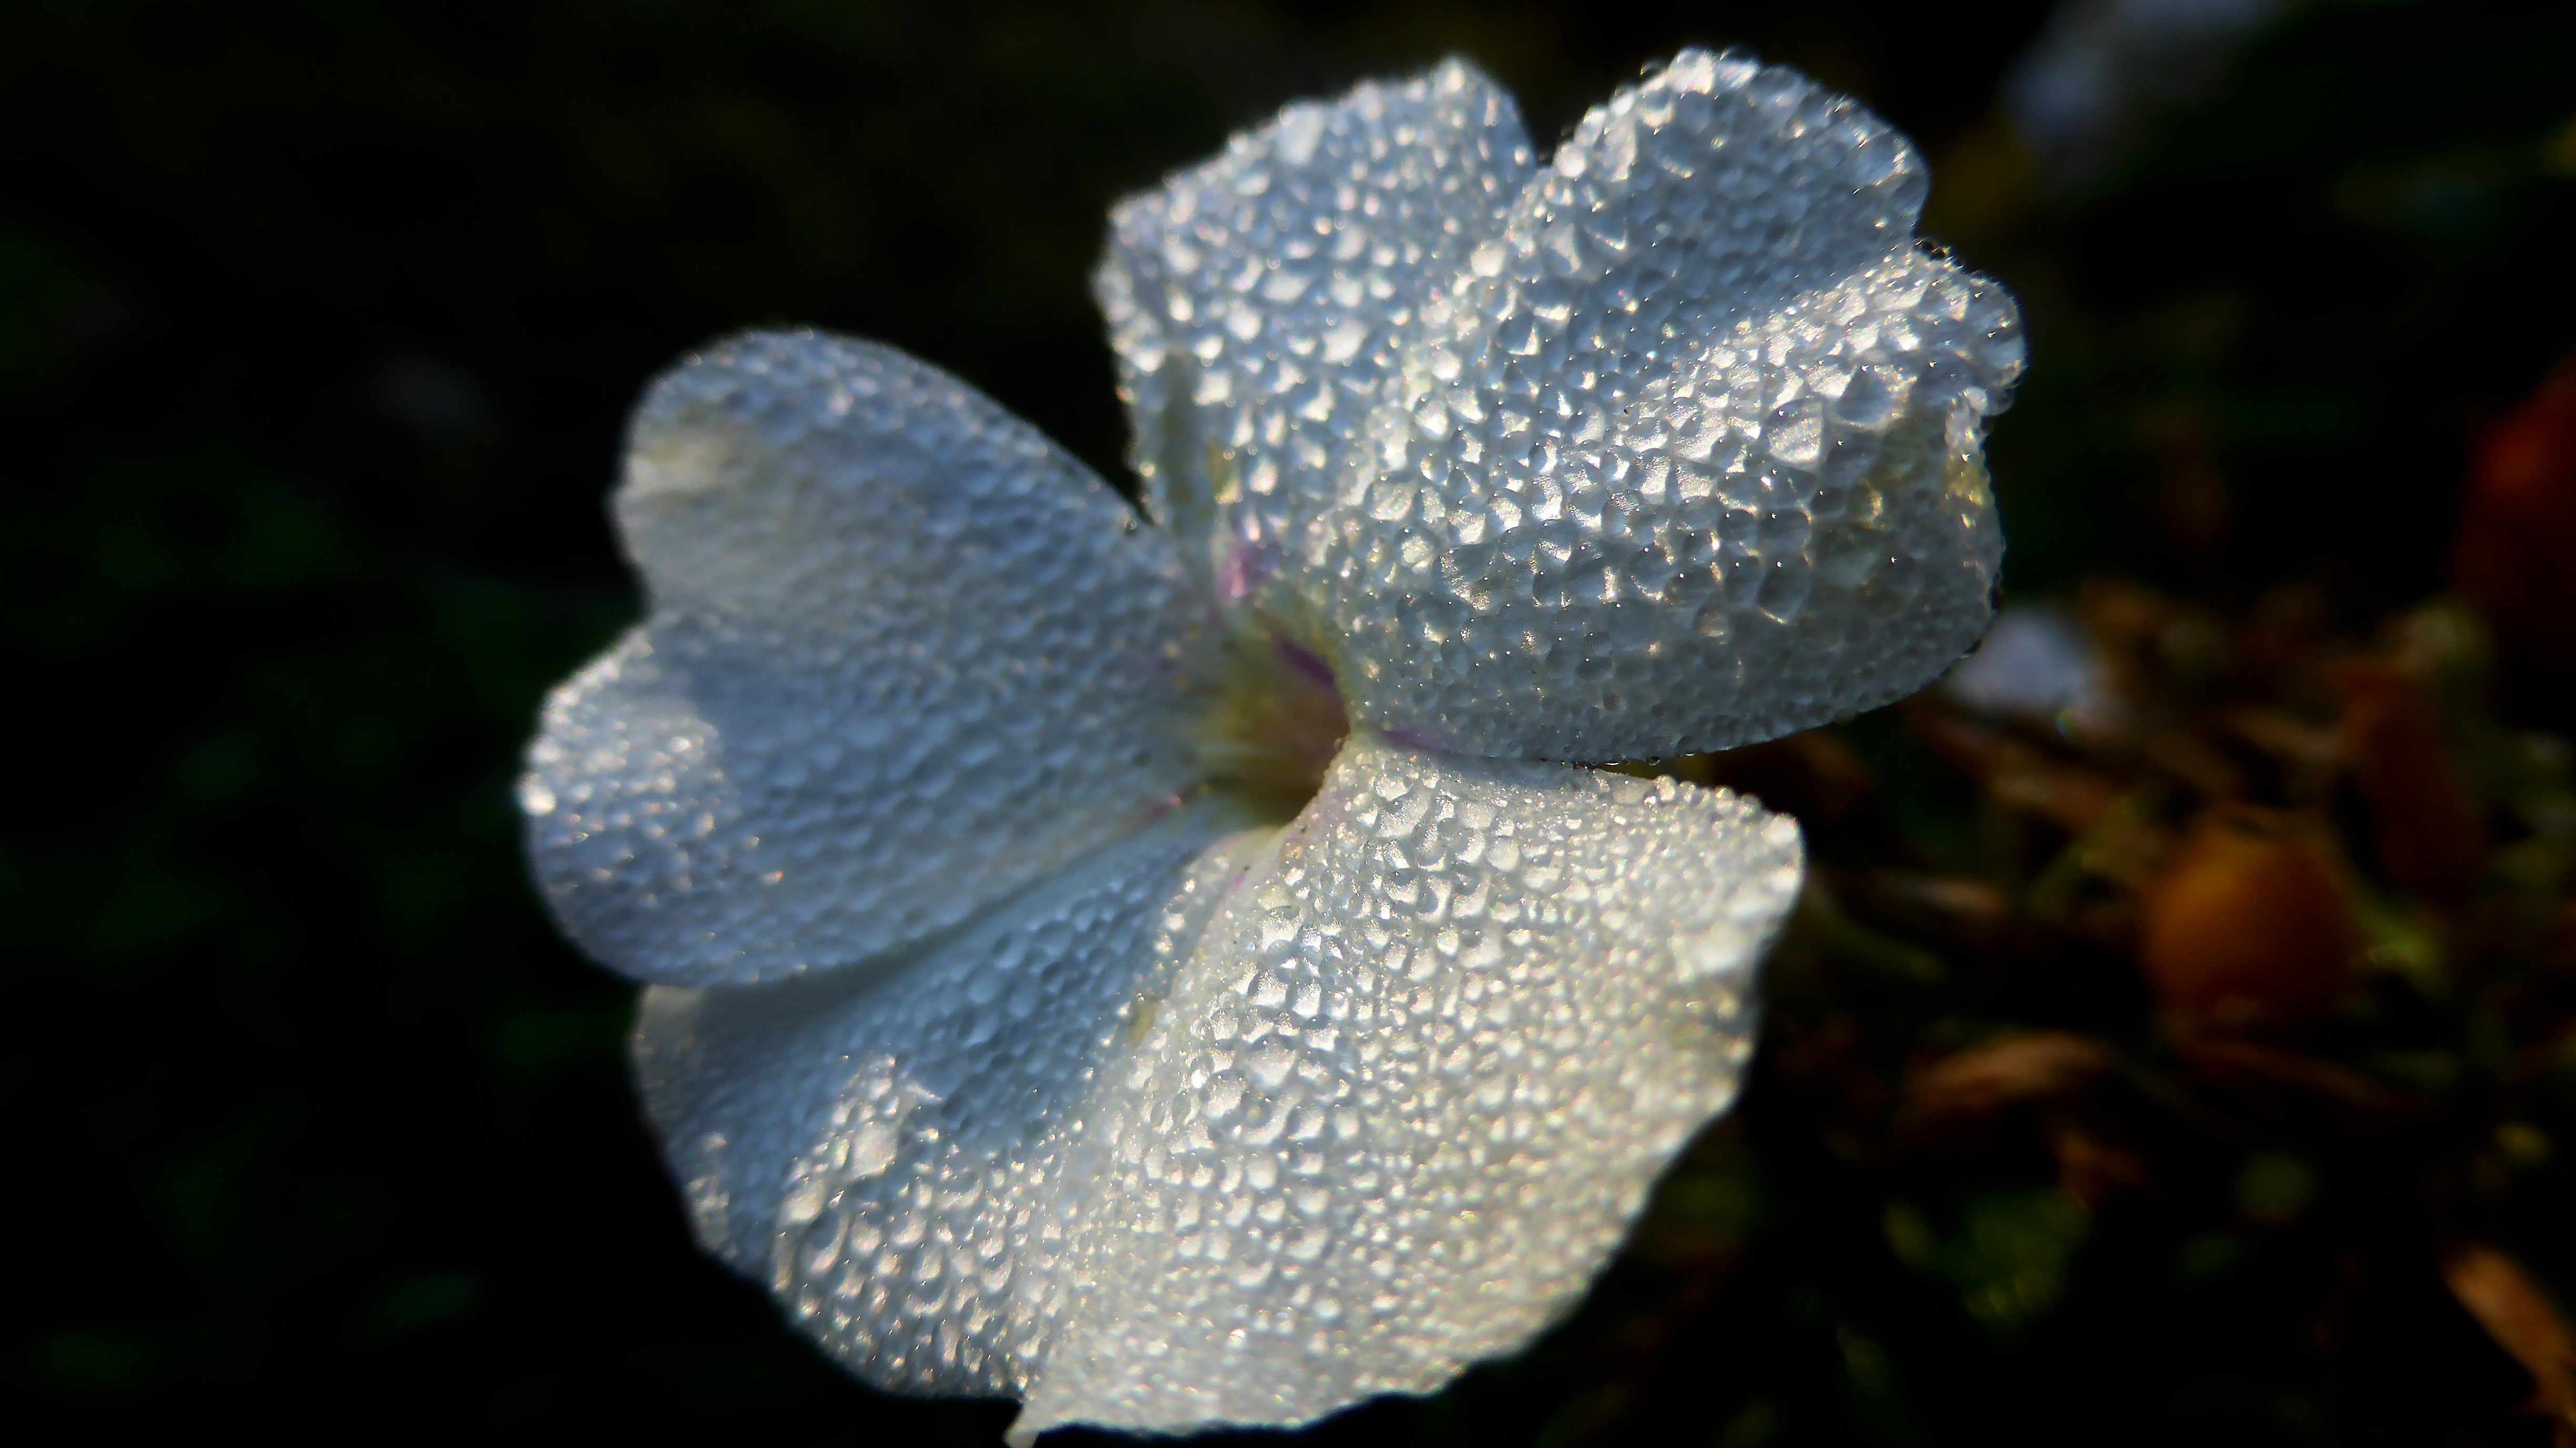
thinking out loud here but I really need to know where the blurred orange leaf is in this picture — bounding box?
[2444,1245,2576,1443]
[2455,356,2576,684]
[2140,806,2354,1035]
[2177,1039,2410,1124]
[2332,661,2487,902]
[1906,1032,2119,1121]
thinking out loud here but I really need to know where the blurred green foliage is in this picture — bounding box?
[4,0,2573,1442]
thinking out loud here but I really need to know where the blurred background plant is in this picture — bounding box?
[5,1,2572,1442]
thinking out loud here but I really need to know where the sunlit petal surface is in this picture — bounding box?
[1025,732,1798,1435]
[522,332,1217,986]
[636,732,1797,1434]
[1105,50,2023,761]
[1098,58,1534,610]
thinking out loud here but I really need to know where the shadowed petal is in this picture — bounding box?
[1015,731,1803,1438]
[632,800,1266,1396]
[523,331,1217,986]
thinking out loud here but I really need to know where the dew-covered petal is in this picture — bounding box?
[1096,57,1534,609]
[1316,50,2025,760]
[632,802,1266,1398]
[636,733,1799,1432]
[1013,731,1803,1439]
[522,330,1216,986]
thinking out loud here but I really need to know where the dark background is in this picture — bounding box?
[6,0,2573,1441]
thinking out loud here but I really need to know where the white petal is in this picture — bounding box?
[1943,604,2105,721]
[633,734,1800,1433]
[1015,731,1803,1437]
[631,801,1265,1396]
[522,331,1216,985]
[1106,50,2023,761]
[1318,51,2025,760]
[1096,57,1534,607]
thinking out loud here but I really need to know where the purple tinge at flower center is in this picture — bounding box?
[1196,630,1351,819]
[1195,628,1360,819]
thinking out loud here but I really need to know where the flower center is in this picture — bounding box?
[1198,633,1350,820]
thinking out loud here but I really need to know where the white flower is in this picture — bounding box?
[519,48,2021,1442]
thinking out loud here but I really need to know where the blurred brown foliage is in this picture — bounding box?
[1644,508,2576,1442]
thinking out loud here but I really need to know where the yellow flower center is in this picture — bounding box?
[1196,632,1350,821]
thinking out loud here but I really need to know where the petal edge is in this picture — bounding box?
[524,331,1219,986]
